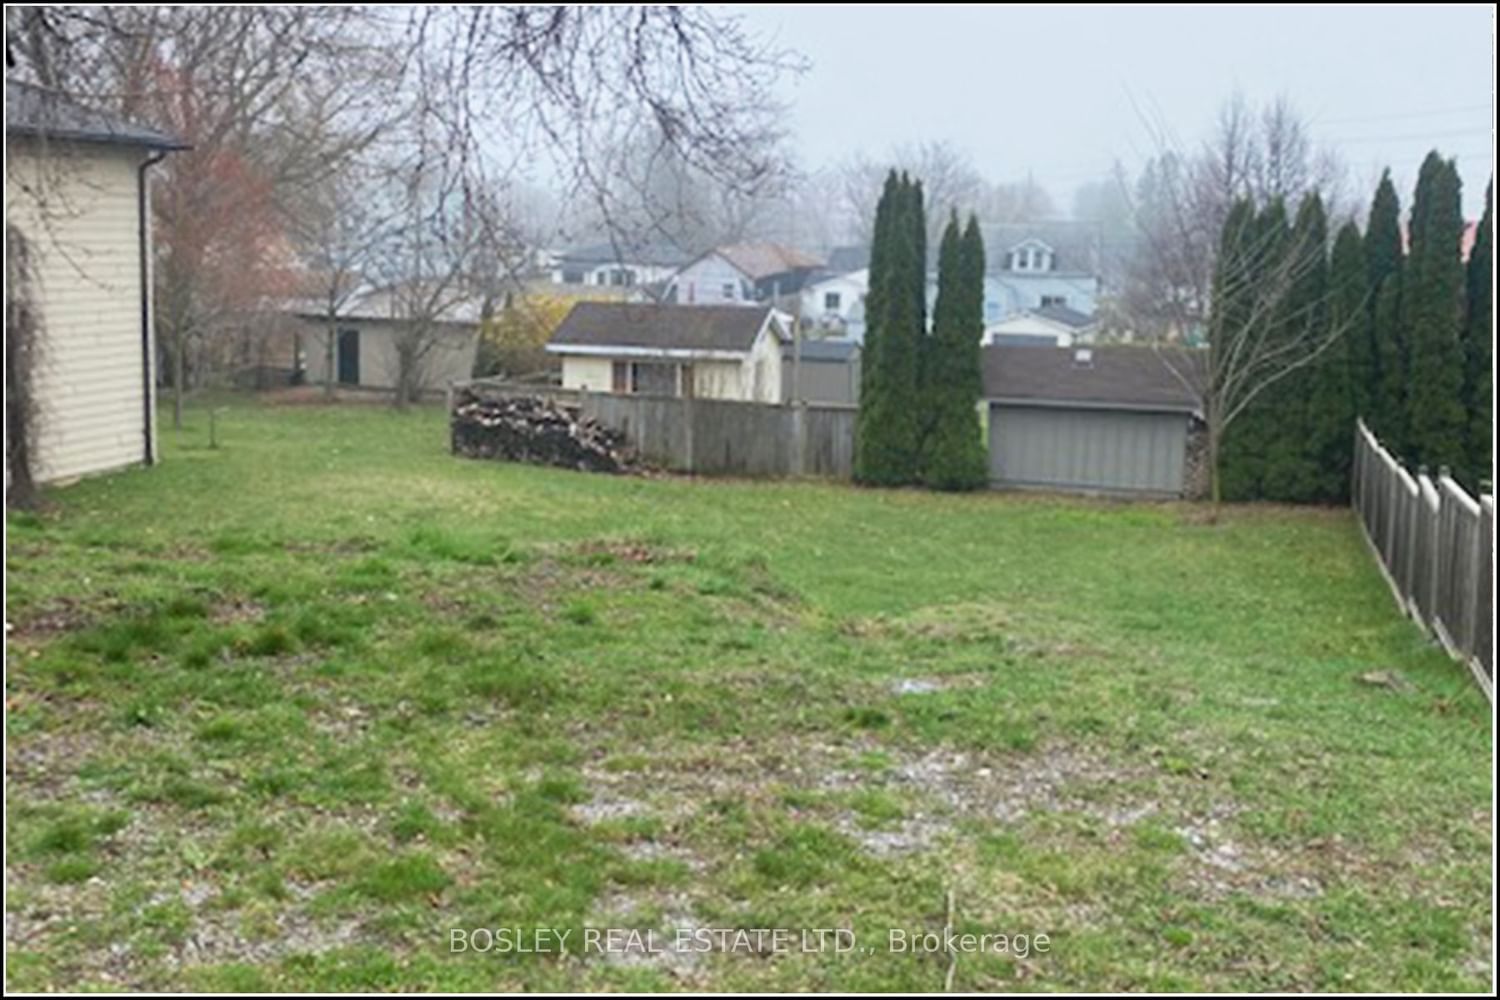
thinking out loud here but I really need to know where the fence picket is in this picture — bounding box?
[1351,419,1493,699]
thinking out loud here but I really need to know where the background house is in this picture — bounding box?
[546,240,693,290]
[5,80,184,485]
[984,303,1099,347]
[977,221,1102,323]
[797,267,868,341]
[548,301,790,402]
[666,243,824,306]
[297,287,480,394]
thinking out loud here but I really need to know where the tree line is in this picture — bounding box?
[1213,151,1492,502]
[855,171,988,491]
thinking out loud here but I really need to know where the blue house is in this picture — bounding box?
[980,222,1101,322]
[924,222,1103,330]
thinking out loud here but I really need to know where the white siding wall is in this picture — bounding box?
[303,319,478,391]
[744,326,784,403]
[691,360,743,399]
[561,356,614,392]
[668,254,756,305]
[6,140,151,483]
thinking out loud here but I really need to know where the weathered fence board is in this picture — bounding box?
[458,380,857,480]
[1351,419,1493,697]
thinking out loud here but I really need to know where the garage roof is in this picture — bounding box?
[981,344,1203,413]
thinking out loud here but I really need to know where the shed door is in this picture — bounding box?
[336,328,360,385]
[988,404,1187,494]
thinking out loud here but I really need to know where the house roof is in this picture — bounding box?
[1030,304,1097,329]
[825,245,870,274]
[548,301,781,354]
[5,79,187,150]
[782,338,860,363]
[715,243,825,281]
[980,220,1101,276]
[288,286,484,326]
[555,240,696,267]
[981,344,1202,412]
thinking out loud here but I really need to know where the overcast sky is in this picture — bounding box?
[735,4,1495,217]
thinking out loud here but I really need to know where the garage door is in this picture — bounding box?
[988,404,1188,495]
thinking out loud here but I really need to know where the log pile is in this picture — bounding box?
[450,390,636,473]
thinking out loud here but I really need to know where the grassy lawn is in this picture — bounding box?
[4,397,1491,992]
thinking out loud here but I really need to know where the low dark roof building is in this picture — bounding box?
[548,301,786,355]
[981,343,1202,413]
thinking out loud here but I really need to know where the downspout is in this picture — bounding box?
[137,150,167,466]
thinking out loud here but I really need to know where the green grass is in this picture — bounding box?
[4,397,1491,992]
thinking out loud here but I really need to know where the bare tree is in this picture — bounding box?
[839,141,987,246]
[1118,93,1344,341]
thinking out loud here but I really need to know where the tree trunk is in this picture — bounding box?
[172,327,186,430]
[1208,422,1223,504]
[324,316,337,399]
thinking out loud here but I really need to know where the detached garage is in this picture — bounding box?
[981,344,1203,497]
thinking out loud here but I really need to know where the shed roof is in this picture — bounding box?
[981,344,1202,412]
[548,301,780,354]
[5,80,186,150]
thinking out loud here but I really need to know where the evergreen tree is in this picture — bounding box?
[1365,170,1405,446]
[923,213,988,490]
[1463,180,1492,487]
[1321,220,1368,500]
[1262,194,1329,502]
[854,172,924,485]
[1372,272,1404,445]
[1402,153,1467,474]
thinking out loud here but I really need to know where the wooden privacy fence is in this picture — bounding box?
[1352,419,1493,697]
[581,392,856,478]
[452,380,857,479]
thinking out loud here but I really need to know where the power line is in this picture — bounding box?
[1317,103,1493,126]
[1325,126,1494,145]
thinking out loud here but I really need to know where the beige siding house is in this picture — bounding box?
[5,81,183,485]
[548,302,790,403]
[296,288,480,395]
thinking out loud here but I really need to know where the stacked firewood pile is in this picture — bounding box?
[450,390,636,473]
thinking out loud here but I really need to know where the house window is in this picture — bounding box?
[631,362,677,396]
[561,268,585,284]
[722,282,737,299]
[984,301,1000,321]
[1041,295,1067,308]
[595,272,608,286]
[824,291,841,312]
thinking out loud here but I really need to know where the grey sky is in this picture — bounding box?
[737,4,1495,217]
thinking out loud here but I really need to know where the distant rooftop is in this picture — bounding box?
[5,79,186,151]
[555,240,697,268]
[1030,304,1097,329]
[716,242,825,281]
